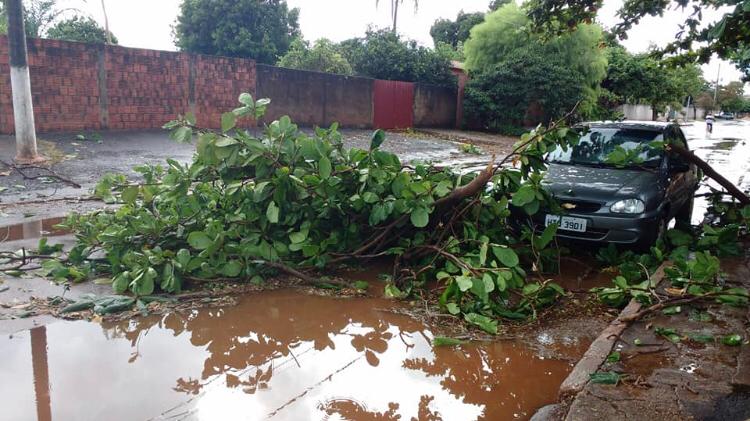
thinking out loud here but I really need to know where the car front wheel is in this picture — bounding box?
[635,215,667,251]
[674,197,694,230]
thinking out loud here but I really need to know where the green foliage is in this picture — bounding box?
[589,371,621,384]
[464,47,584,128]
[602,46,705,114]
[277,38,353,75]
[525,0,750,81]
[47,16,116,44]
[463,3,606,126]
[430,11,485,49]
[174,0,300,64]
[432,336,466,347]
[48,93,582,330]
[338,29,456,87]
[594,224,748,309]
[0,0,81,38]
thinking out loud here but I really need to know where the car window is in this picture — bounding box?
[548,127,664,167]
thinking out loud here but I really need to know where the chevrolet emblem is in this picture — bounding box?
[561,203,577,210]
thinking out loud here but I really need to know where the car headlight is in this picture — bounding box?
[610,199,645,214]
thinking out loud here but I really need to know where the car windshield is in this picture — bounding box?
[548,127,664,168]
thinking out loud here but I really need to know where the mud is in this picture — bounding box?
[1,290,580,421]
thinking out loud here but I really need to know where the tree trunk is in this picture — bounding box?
[392,0,399,32]
[669,143,750,205]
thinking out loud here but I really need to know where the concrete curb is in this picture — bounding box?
[558,262,668,397]
[416,129,510,148]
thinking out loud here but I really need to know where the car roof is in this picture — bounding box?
[579,120,674,132]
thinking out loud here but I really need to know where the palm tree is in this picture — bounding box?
[376,0,419,33]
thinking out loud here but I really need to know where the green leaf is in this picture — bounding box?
[222,260,243,277]
[722,334,743,346]
[410,207,430,228]
[238,92,254,106]
[171,126,193,143]
[492,246,519,267]
[289,230,308,244]
[121,186,139,204]
[266,201,280,224]
[215,136,239,147]
[112,272,130,293]
[370,129,386,150]
[187,231,212,250]
[606,352,621,363]
[384,283,405,298]
[464,313,498,334]
[456,275,473,292]
[512,185,536,206]
[535,224,558,249]
[319,156,332,179]
[433,336,465,347]
[687,332,714,343]
[589,372,621,384]
[446,302,461,315]
[221,112,236,133]
[353,280,369,290]
[662,306,682,315]
[655,327,682,343]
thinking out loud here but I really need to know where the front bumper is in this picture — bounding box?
[525,209,661,244]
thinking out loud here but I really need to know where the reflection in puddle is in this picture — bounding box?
[683,122,750,224]
[0,217,67,242]
[0,290,575,421]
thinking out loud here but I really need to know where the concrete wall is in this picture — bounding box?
[0,36,256,133]
[413,84,456,128]
[255,65,373,128]
[619,104,653,121]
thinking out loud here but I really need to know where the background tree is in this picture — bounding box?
[463,3,606,124]
[0,0,78,38]
[525,0,750,80]
[429,11,485,48]
[717,81,747,112]
[603,45,705,118]
[488,0,512,11]
[339,29,456,87]
[464,47,585,130]
[47,15,117,44]
[375,0,418,32]
[174,0,300,64]
[277,38,353,75]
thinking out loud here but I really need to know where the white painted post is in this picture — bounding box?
[5,0,43,163]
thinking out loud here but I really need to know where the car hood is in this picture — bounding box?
[543,163,661,202]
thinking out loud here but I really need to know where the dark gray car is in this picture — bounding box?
[538,121,698,248]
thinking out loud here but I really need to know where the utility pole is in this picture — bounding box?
[5,0,43,163]
[101,0,112,45]
[713,62,721,112]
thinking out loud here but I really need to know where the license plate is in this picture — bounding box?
[545,214,587,232]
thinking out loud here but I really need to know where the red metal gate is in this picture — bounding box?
[373,80,414,129]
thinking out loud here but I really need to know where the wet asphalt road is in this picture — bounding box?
[681,119,750,223]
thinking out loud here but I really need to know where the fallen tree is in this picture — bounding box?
[24,94,583,333]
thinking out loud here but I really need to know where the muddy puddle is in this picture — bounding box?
[0,290,578,421]
[1,217,67,242]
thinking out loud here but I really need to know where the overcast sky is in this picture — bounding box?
[59,0,744,84]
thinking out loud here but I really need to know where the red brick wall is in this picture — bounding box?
[105,48,190,130]
[0,36,256,134]
[0,37,101,133]
[194,55,256,128]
